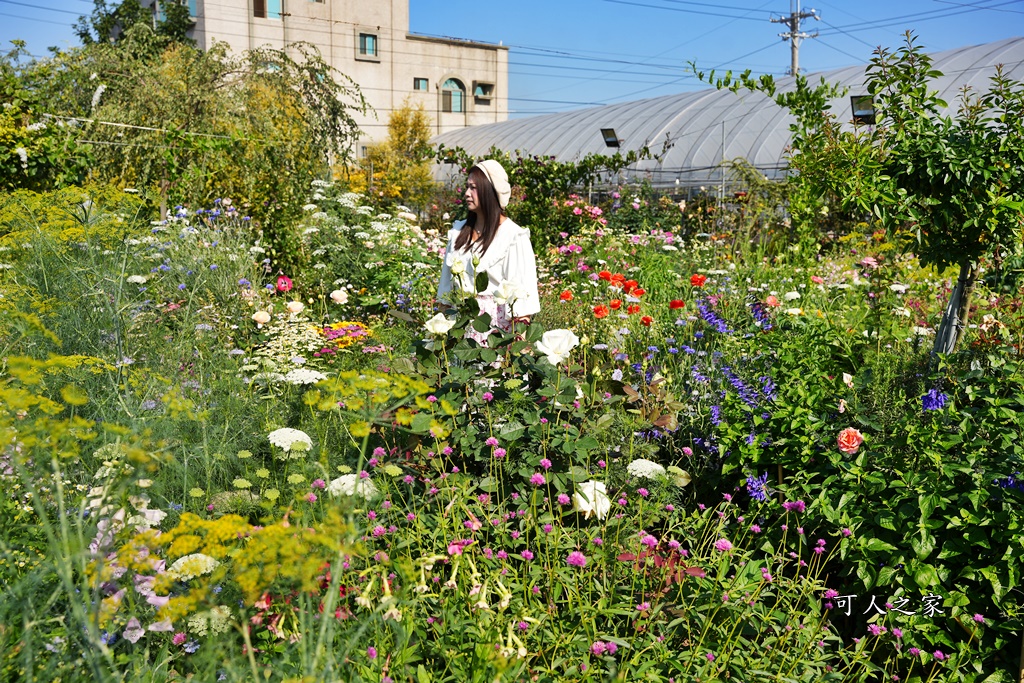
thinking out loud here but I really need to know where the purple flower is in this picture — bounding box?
[637,488,649,497]
[521,550,534,561]
[482,391,494,402]
[557,494,571,505]
[311,478,326,489]
[590,641,607,656]
[933,650,946,661]
[530,473,546,486]
[714,538,733,552]
[782,500,806,513]
[367,646,378,659]
[539,458,552,470]
[973,613,985,624]
[605,641,618,655]
[592,537,603,546]
[494,448,507,459]
[636,601,650,612]
[542,523,553,534]
[921,388,949,411]
[485,436,499,447]
[566,551,587,567]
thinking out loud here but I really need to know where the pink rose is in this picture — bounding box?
[837,427,864,454]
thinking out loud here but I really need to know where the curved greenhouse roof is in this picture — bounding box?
[431,37,1024,188]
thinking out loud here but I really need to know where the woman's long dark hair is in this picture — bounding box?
[454,165,504,255]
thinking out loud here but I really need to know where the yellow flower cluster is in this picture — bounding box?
[156,512,251,561]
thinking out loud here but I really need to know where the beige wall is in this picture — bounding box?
[161,0,508,150]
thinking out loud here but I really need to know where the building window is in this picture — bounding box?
[359,33,378,57]
[188,0,197,16]
[253,0,280,19]
[442,78,465,113]
[473,81,494,105]
[414,77,429,92]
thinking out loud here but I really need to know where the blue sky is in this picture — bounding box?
[3,0,1022,116]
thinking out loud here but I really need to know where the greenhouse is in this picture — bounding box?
[432,36,1024,189]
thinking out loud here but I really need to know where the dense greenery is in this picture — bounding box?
[1,28,1023,683]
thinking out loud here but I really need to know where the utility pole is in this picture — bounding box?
[770,1,820,75]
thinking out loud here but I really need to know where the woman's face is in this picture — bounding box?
[464,178,480,213]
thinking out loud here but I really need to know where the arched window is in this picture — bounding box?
[442,79,465,113]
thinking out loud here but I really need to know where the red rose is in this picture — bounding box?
[837,427,864,454]
[669,299,685,309]
[276,275,293,292]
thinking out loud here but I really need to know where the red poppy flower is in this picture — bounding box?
[609,299,622,310]
[633,288,645,297]
[669,299,685,309]
[593,305,610,319]
[690,274,707,288]
[610,273,625,284]
[624,279,639,292]
[276,275,294,292]
[627,304,641,315]
[560,290,574,301]
[641,315,653,327]
[599,270,612,281]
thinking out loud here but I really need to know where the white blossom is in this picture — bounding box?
[626,458,666,479]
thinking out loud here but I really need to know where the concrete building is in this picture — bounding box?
[153,0,508,149]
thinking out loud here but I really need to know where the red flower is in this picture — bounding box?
[627,304,640,315]
[609,299,622,310]
[276,275,294,292]
[560,290,574,301]
[690,274,707,288]
[632,288,645,298]
[593,305,610,319]
[669,299,685,309]
[610,273,625,285]
[598,270,612,281]
[623,279,639,293]
[641,315,653,327]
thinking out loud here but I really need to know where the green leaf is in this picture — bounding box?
[475,270,488,293]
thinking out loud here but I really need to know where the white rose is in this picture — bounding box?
[286,301,305,314]
[425,313,456,336]
[330,289,349,305]
[573,480,610,520]
[534,329,580,366]
[252,310,271,326]
[449,257,466,276]
[493,280,522,305]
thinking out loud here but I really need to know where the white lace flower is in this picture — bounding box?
[267,428,313,452]
[784,291,801,301]
[626,458,666,479]
[327,474,379,499]
[127,275,148,284]
[284,368,326,385]
[167,553,219,581]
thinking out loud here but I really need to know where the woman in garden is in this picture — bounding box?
[437,159,540,339]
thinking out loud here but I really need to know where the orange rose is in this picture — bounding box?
[837,427,864,454]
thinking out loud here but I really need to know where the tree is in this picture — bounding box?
[75,0,193,48]
[14,26,367,272]
[699,33,1024,355]
[351,99,437,209]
